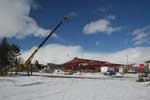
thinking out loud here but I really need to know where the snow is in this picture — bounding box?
[0,74,150,100]
[14,71,125,79]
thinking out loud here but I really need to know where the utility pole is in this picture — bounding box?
[127,55,128,67]
[125,55,128,73]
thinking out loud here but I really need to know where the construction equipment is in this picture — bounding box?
[22,16,69,75]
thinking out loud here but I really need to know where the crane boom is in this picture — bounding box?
[24,16,69,70]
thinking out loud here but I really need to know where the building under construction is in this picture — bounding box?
[63,57,124,73]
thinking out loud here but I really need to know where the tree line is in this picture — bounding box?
[0,37,20,75]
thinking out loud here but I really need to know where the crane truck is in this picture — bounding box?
[21,16,69,75]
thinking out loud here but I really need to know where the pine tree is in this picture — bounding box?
[0,38,10,75]
[9,44,20,66]
[0,38,10,67]
[0,37,20,75]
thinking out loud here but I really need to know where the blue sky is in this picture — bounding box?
[8,0,150,52]
[0,0,150,64]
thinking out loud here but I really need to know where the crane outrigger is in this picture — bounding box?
[22,16,69,75]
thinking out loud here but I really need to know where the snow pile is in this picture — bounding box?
[53,69,64,75]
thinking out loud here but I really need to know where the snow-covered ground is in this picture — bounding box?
[0,74,150,100]
[12,71,126,79]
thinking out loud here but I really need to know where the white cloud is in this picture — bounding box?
[132,26,150,45]
[0,0,55,39]
[83,19,121,35]
[21,44,83,64]
[107,15,116,20]
[21,44,150,65]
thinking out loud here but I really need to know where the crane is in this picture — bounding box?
[22,16,69,75]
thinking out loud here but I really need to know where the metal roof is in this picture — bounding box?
[63,57,124,68]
